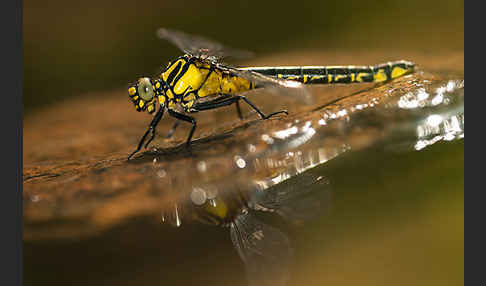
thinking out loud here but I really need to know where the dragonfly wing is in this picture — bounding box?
[220,64,314,104]
[156,28,313,103]
[156,28,254,60]
[230,212,292,286]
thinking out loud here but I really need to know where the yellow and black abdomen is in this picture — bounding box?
[242,60,415,85]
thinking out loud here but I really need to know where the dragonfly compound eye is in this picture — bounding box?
[128,77,157,114]
[138,77,155,101]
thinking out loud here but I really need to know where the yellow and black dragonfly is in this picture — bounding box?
[127,28,415,159]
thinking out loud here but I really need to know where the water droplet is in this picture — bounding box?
[197,161,207,173]
[234,156,247,169]
[190,188,207,205]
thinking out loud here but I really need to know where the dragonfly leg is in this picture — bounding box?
[235,101,243,119]
[237,95,288,119]
[167,109,197,146]
[166,120,180,139]
[128,107,165,160]
[144,108,165,149]
[193,94,288,120]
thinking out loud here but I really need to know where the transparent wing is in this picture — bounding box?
[156,28,254,60]
[156,28,314,104]
[219,64,314,104]
[230,212,292,286]
[250,172,332,225]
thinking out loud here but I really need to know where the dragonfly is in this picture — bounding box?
[127,28,415,159]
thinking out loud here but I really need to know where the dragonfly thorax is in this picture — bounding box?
[157,55,254,111]
[160,55,205,98]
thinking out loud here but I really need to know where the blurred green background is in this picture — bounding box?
[23,0,463,113]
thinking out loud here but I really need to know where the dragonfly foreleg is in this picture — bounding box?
[128,107,165,160]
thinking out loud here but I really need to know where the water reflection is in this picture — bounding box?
[149,77,464,285]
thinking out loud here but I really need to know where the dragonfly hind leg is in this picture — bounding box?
[193,94,288,120]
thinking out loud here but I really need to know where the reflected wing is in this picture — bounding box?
[230,212,292,286]
[220,64,314,104]
[156,28,254,60]
[250,172,332,225]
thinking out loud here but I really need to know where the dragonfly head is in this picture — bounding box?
[128,77,158,114]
